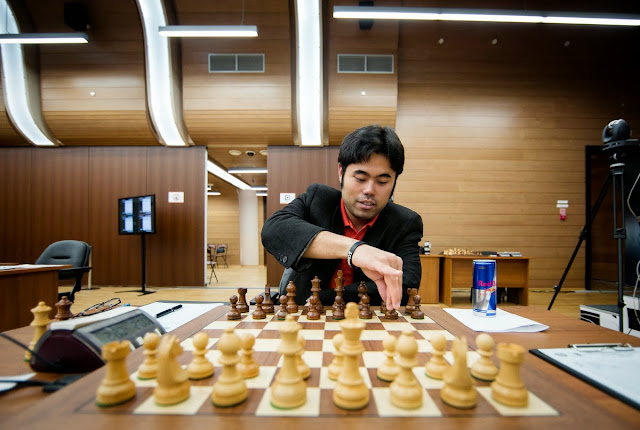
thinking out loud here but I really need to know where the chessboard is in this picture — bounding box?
[83,306,558,419]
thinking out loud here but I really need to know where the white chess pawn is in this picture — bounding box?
[390,331,422,409]
[328,333,344,381]
[425,333,449,380]
[137,332,160,380]
[187,332,214,380]
[470,333,498,382]
[237,333,260,379]
[377,334,400,382]
[211,327,247,407]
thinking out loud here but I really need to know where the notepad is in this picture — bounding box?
[531,346,640,411]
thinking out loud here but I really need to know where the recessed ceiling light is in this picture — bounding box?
[259,149,268,156]
[229,150,242,156]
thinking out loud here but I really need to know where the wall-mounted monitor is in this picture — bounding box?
[118,194,156,235]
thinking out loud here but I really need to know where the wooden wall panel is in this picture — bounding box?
[0,149,32,262]
[265,146,341,287]
[30,148,90,256]
[146,147,206,286]
[179,0,293,149]
[0,146,206,287]
[88,147,148,285]
[394,19,640,290]
[327,0,399,145]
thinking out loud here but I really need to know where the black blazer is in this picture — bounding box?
[261,183,423,305]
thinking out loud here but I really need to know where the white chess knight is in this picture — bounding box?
[154,334,191,406]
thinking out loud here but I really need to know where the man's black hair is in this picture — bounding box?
[338,125,405,176]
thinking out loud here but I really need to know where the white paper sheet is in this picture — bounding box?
[139,302,222,332]
[444,308,549,332]
[0,373,36,392]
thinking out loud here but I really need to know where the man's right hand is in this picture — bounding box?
[351,244,403,311]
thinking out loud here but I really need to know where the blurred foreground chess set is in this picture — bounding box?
[15,273,559,419]
[82,278,557,419]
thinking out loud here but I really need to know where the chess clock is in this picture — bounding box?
[30,307,165,373]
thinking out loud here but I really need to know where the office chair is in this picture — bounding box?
[214,244,228,268]
[35,240,92,302]
[207,244,218,284]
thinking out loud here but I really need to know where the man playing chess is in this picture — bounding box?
[261,125,423,310]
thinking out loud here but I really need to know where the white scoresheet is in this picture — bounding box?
[139,302,222,332]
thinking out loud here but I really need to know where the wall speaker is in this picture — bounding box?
[359,1,374,31]
[64,3,89,31]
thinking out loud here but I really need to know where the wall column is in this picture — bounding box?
[238,189,259,265]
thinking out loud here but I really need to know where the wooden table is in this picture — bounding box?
[440,256,530,306]
[2,305,639,429]
[0,265,67,332]
[418,254,441,303]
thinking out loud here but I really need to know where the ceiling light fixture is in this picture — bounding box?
[251,186,268,191]
[207,160,251,190]
[228,167,268,174]
[207,191,222,196]
[295,0,323,146]
[159,25,258,37]
[0,0,60,146]
[136,0,190,146]
[0,33,89,44]
[256,192,268,197]
[333,6,640,26]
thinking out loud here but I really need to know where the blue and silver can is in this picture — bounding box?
[472,260,497,317]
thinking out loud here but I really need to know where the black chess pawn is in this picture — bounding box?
[227,295,241,320]
[307,294,320,320]
[358,281,367,310]
[286,281,298,313]
[277,295,288,320]
[253,295,266,320]
[262,284,274,314]
[385,308,399,320]
[332,295,345,320]
[359,294,373,319]
[411,294,425,319]
[237,287,250,313]
[310,276,324,315]
[405,288,417,314]
[54,295,74,320]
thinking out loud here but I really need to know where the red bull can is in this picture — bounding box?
[472,260,497,317]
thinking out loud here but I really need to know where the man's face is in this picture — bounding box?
[339,153,397,230]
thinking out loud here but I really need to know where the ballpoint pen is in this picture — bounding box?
[156,304,183,318]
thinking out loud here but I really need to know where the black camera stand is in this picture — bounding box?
[548,158,628,331]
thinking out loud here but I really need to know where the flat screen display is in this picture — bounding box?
[118,194,156,235]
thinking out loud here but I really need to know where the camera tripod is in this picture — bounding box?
[548,159,628,332]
